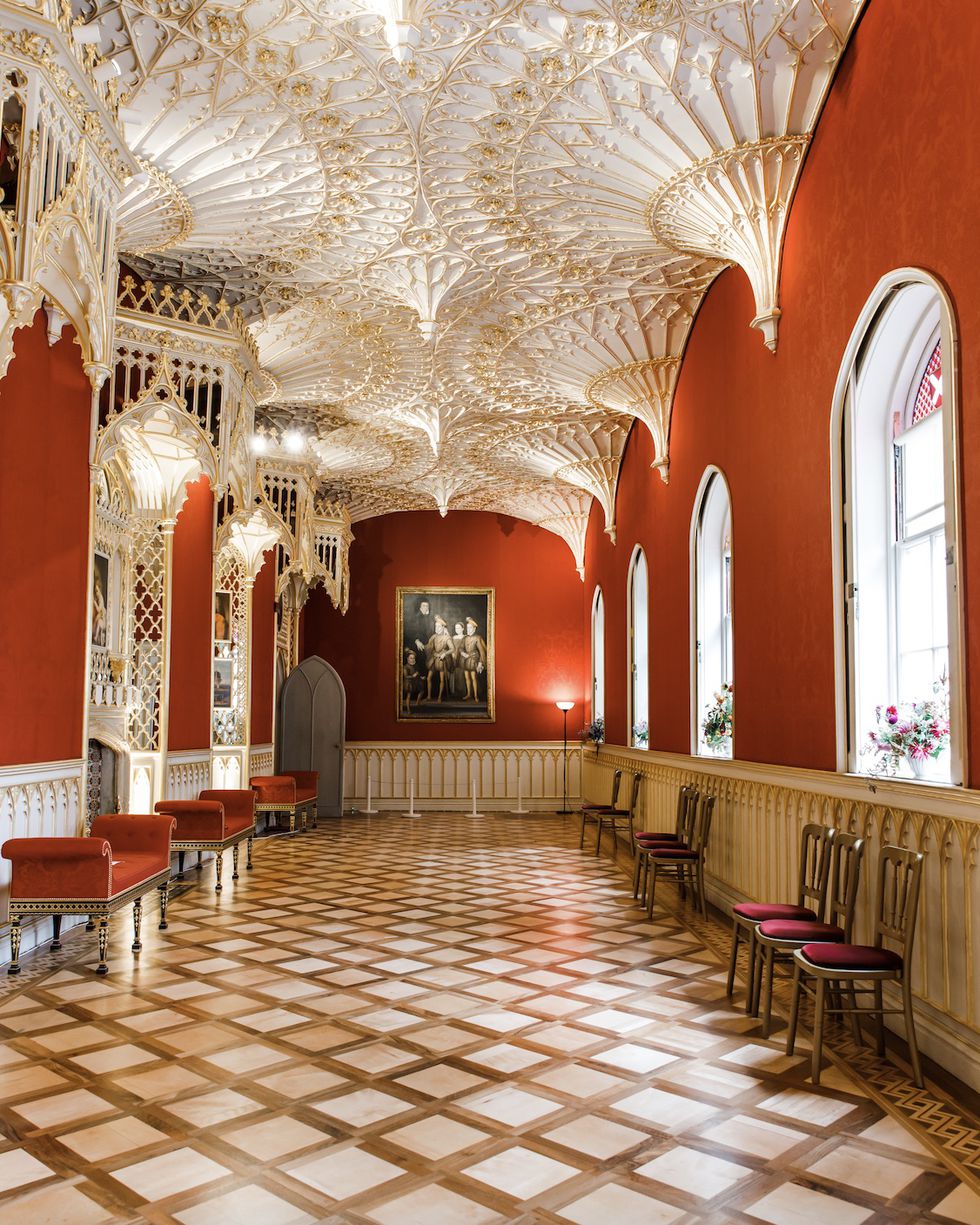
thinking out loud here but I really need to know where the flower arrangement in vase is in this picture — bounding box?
[632,719,649,749]
[863,677,949,778]
[701,684,733,754]
[581,716,605,757]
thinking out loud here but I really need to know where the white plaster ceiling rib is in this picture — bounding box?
[77,0,864,548]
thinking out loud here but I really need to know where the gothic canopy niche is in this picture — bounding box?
[86,0,865,565]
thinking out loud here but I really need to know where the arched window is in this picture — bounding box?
[693,470,733,757]
[591,586,605,722]
[836,272,962,783]
[627,547,649,748]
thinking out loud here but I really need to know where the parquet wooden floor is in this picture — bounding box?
[1,812,979,1224]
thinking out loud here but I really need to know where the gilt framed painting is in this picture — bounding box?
[397,586,495,722]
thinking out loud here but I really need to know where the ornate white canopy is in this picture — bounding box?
[78,0,863,567]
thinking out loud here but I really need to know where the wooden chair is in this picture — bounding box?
[725,823,834,1015]
[646,794,715,919]
[786,845,925,1087]
[579,769,622,849]
[632,784,698,901]
[754,831,865,1037]
[594,771,641,859]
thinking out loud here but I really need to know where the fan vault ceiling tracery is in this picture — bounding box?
[76,0,864,572]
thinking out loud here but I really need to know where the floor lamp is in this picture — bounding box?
[556,701,574,814]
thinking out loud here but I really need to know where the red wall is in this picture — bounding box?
[584,0,980,780]
[0,314,91,766]
[167,475,213,751]
[303,511,586,740]
[250,550,276,745]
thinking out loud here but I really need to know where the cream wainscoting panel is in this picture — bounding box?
[165,751,212,801]
[584,746,980,1091]
[0,759,85,963]
[345,742,581,811]
[250,744,274,777]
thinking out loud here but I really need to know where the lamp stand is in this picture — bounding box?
[559,707,571,814]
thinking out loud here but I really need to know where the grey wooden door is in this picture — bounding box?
[276,656,346,818]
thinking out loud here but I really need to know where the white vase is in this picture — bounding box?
[907,756,927,779]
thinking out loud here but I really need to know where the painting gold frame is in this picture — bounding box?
[396,586,495,723]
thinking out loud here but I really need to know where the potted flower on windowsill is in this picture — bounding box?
[581,716,605,758]
[863,678,950,778]
[632,720,649,750]
[702,684,733,756]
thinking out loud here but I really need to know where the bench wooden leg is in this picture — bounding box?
[311,805,318,829]
[288,811,296,835]
[232,844,240,880]
[215,851,224,892]
[86,916,96,932]
[177,850,186,880]
[51,915,62,951]
[7,917,21,975]
[158,883,169,930]
[96,916,110,975]
[196,851,203,871]
[246,836,254,871]
[132,897,143,952]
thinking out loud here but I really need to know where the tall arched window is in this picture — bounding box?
[627,547,649,748]
[836,272,962,783]
[591,586,605,722]
[693,469,733,757]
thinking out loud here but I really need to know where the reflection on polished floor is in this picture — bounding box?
[1,812,979,1224]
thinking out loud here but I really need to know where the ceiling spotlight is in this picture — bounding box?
[71,21,103,46]
[283,430,305,453]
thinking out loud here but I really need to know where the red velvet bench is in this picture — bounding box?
[250,773,318,835]
[155,789,256,892]
[2,813,176,976]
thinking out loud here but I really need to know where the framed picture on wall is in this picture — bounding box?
[214,591,232,642]
[397,586,495,722]
[213,658,233,708]
[92,551,109,648]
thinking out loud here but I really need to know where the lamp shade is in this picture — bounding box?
[555,700,575,712]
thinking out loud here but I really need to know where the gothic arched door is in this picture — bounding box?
[276,656,346,818]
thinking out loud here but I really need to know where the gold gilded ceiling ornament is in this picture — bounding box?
[647,136,812,352]
[615,0,677,29]
[586,357,680,482]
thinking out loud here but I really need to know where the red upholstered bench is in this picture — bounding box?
[2,813,176,976]
[155,789,256,892]
[250,773,318,835]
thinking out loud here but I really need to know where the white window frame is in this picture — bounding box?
[627,546,649,748]
[591,585,605,722]
[830,268,965,783]
[691,466,733,757]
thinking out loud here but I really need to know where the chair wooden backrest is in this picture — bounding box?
[797,823,835,920]
[691,794,715,856]
[608,769,623,808]
[873,845,924,960]
[676,785,699,840]
[621,772,642,817]
[825,831,865,938]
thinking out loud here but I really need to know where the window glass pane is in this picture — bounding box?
[897,411,944,537]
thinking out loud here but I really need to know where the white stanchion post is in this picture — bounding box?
[403,778,418,818]
[510,772,528,815]
[363,773,377,814]
[470,779,484,818]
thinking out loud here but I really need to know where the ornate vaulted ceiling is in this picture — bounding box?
[80,0,863,571]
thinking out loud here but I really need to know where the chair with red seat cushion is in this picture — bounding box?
[593,771,642,860]
[753,832,865,1037]
[250,775,309,835]
[2,813,176,976]
[579,769,622,849]
[156,790,257,892]
[646,794,715,919]
[632,784,698,901]
[786,845,925,1087]
[725,823,834,1014]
